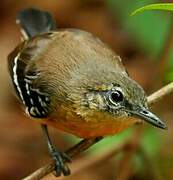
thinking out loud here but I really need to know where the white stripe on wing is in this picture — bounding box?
[13,53,25,105]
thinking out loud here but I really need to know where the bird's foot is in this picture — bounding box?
[52,151,71,176]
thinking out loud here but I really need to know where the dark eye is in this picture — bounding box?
[109,90,123,104]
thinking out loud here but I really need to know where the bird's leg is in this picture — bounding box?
[41,125,71,176]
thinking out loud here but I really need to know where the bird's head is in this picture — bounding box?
[67,69,167,131]
[53,30,167,133]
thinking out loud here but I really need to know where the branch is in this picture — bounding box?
[23,138,102,180]
[58,127,143,180]
[147,81,173,105]
[23,82,173,180]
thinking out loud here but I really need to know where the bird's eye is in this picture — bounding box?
[109,90,123,104]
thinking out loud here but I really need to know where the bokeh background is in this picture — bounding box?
[0,0,173,179]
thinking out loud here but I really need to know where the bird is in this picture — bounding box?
[8,8,167,176]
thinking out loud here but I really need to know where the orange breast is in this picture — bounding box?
[37,116,141,138]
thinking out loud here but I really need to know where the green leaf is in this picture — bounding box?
[131,3,173,16]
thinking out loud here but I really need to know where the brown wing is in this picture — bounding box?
[8,33,53,118]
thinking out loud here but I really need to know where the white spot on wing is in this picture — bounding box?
[30,87,48,96]
[29,107,36,116]
[30,98,34,105]
[45,97,49,102]
[42,111,45,115]
[38,96,47,107]
[25,83,30,95]
[24,78,32,83]
[25,74,38,80]
[34,107,41,115]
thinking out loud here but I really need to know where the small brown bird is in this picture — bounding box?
[8,8,167,176]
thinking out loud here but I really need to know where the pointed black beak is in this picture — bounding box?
[129,107,167,130]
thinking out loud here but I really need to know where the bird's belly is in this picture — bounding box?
[40,116,141,138]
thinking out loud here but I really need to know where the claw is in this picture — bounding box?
[41,125,71,176]
[61,152,72,162]
[52,151,71,176]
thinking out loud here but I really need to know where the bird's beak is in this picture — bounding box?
[128,107,167,130]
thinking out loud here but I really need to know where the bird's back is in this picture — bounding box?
[9,29,128,102]
[31,29,128,94]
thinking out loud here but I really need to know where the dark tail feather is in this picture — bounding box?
[16,8,56,39]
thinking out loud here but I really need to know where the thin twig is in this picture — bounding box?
[58,128,143,180]
[23,138,102,180]
[147,81,173,106]
[62,143,132,180]
[23,82,173,180]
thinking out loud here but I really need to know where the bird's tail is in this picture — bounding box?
[16,8,56,39]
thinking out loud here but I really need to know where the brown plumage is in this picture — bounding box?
[8,8,166,176]
[8,29,144,137]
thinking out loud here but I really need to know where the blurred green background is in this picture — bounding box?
[0,0,173,179]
